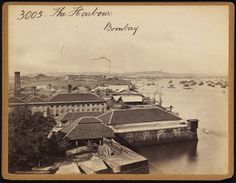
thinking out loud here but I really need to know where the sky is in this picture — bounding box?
[8,5,229,76]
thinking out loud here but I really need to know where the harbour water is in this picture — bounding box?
[133,79,229,174]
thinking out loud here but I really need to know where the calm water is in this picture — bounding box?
[133,79,229,174]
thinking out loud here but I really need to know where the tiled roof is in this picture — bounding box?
[61,117,103,134]
[65,123,114,140]
[60,121,77,134]
[76,117,102,124]
[23,95,45,103]
[38,94,48,100]
[60,112,102,123]
[8,97,25,104]
[98,107,182,125]
[97,112,112,125]
[48,93,105,103]
[61,117,114,140]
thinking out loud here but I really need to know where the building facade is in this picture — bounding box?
[9,93,107,117]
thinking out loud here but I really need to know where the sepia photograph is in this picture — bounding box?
[2,2,234,180]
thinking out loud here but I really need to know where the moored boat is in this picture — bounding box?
[183,83,192,89]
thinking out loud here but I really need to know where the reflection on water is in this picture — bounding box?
[138,141,198,173]
[132,78,229,174]
[138,141,198,162]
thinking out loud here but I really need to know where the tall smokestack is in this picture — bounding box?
[47,84,52,90]
[68,84,72,93]
[31,86,37,95]
[14,71,21,96]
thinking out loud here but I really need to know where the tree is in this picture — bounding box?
[8,106,67,172]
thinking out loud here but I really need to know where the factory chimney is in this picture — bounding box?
[68,84,72,93]
[47,84,52,90]
[31,86,37,95]
[14,71,21,97]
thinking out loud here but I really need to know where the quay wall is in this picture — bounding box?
[115,123,198,147]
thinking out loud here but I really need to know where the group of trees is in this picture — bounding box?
[8,106,68,172]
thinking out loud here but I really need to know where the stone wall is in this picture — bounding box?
[116,127,198,147]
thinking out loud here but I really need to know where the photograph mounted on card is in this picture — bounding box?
[2,2,234,181]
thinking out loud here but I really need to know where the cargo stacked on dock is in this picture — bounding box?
[98,107,198,147]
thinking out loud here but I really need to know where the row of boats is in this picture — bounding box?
[167,79,228,89]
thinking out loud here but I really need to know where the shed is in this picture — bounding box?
[60,117,114,147]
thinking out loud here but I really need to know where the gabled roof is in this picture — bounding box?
[98,107,182,125]
[112,96,121,102]
[61,117,114,140]
[48,93,105,103]
[8,97,25,104]
[60,112,102,123]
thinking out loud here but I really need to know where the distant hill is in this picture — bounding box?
[120,71,227,79]
[17,71,227,80]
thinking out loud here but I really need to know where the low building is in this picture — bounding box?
[8,93,107,117]
[112,89,142,96]
[60,117,115,147]
[111,95,143,105]
[98,107,198,146]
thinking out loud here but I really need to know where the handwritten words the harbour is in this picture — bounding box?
[17,6,112,20]
[16,6,140,36]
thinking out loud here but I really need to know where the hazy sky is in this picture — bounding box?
[8,5,229,75]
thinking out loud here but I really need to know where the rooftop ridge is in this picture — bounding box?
[97,111,112,118]
[64,121,79,139]
[109,110,114,125]
[75,116,101,124]
[9,96,25,103]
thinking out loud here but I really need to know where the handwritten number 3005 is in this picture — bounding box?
[17,10,43,20]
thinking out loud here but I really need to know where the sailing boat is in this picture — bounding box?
[153,86,163,106]
[167,78,175,88]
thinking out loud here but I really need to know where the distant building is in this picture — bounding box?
[65,74,106,81]
[112,89,143,96]
[9,72,107,117]
[111,95,143,105]
[107,85,130,92]
[60,117,114,147]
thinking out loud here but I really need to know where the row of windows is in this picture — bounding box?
[49,103,105,108]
